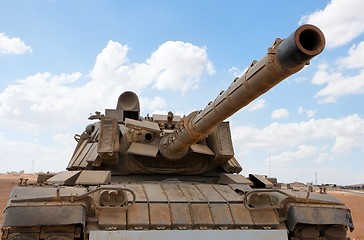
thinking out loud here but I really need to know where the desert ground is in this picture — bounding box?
[329,190,364,239]
[0,174,363,239]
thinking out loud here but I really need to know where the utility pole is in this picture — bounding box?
[269,150,272,177]
[315,171,318,186]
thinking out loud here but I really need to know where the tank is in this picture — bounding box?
[1,24,354,240]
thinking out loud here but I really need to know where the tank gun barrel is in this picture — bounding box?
[160,24,325,161]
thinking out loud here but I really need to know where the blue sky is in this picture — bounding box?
[0,0,363,185]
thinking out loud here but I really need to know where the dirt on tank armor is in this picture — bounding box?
[1,24,354,240]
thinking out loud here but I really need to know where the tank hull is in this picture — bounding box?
[2,174,353,240]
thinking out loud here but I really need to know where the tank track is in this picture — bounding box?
[2,224,351,240]
[2,225,82,240]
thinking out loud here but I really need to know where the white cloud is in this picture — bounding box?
[316,150,332,163]
[245,99,266,111]
[228,66,247,77]
[232,115,364,184]
[300,0,364,103]
[270,145,317,164]
[90,40,215,93]
[292,76,308,83]
[0,72,88,129]
[305,2,364,104]
[0,33,32,54]
[332,136,354,154]
[312,58,364,103]
[0,40,214,126]
[300,0,364,48]
[89,40,146,91]
[337,41,364,69]
[228,67,239,76]
[298,107,316,118]
[53,133,74,145]
[311,40,364,103]
[271,108,289,119]
[0,40,216,172]
[232,114,364,157]
[140,96,168,114]
[0,135,75,173]
[148,41,215,92]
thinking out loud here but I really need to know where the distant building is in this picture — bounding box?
[290,181,306,188]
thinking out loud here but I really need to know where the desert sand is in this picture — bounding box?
[0,174,363,238]
[329,190,364,239]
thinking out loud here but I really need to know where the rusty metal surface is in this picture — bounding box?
[190,203,214,229]
[249,174,274,188]
[212,184,245,202]
[178,184,206,202]
[123,184,148,202]
[3,24,353,240]
[3,205,86,227]
[7,186,88,202]
[127,142,159,157]
[286,206,354,231]
[125,118,160,133]
[3,177,354,239]
[89,229,288,240]
[229,203,254,227]
[279,189,344,205]
[223,157,243,173]
[98,208,127,230]
[63,26,326,176]
[169,203,192,229]
[190,144,214,155]
[67,123,100,170]
[98,117,120,162]
[159,24,325,161]
[46,171,81,185]
[85,183,282,230]
[195,184,226,202]
[86,183,283,230]
[207,122,234,165]
[161,184,187,202]
[75,170,111,185]
[220,173,253,185]
[142,184,168,202]
[149,203,171,229]
[126,203,149,230]
[250,208,280,226]
[83,141,99,166]
[209,203,234,228]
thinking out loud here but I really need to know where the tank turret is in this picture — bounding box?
[67,24,325,175]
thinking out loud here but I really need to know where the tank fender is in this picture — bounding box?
[3,205,86,227]
[286,206,354,232]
